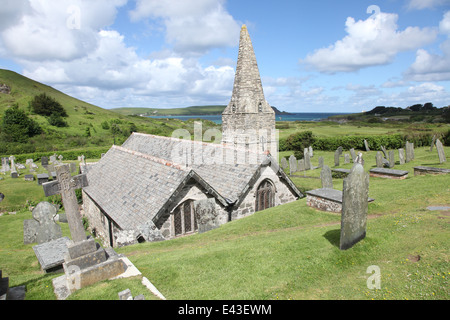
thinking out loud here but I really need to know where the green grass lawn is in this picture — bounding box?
[0,146,448,300]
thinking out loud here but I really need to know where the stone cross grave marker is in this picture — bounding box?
[42,164,88,243]
[289,155,297,175]
[9,155,18,178]
[320,165,333,189]
[58,155,63,165]
[340,163,369,250]
[24,202,62,244]
[436,139,446,163]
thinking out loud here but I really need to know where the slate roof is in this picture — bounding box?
[122,132,263,202]
[84,133,302,231]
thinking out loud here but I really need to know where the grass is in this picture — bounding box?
[0,139,448,300]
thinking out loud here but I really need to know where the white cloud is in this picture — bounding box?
[0,0,127,61]
[404,11,450,81]
[301,11,437,73]
[129,0,240,54]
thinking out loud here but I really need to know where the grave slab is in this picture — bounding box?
[306,188,374,213]
[413,166,450,176]
[32,237,70,273]
[369,168,409,179]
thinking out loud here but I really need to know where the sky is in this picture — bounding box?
[0,0,449,113]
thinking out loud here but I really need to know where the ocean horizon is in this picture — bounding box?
[148,112,349,124]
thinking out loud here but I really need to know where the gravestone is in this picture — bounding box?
[58,155,64,165]
[398,148,405,165]
[24,174,34,181]
[380,146,387,158]
[334,150,340,167]
[44,164,126,298]
[308,146,313,158]
[194,198,220,234]
[340,163,369,250]
[318,156,324,168]
[297,159,305,172]
[33,237,70,273]
[289,155,297,175]
[320,165,333,189]
[280,157,288,170]
[430,134,436,151]
[50,155,56,163]
[388,150,395,168]
[364,139,370,151]
[405,141,414,163]
[344,154,350,164]
[436,139,446,163]
[1,157,10,173]
[350,148,357,163]
[69,162,77,173]
[9,155,18,178]
[376,152,384,168]
[304,148,311,170]
[37,173,49,185]
[41,156,49,167]
[24,202,62,244]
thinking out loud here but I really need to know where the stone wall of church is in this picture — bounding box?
[230,166,298,221]
[156,183,229,239]
[82,190,112,247]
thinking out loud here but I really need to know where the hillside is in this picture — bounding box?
[0,69,219,155]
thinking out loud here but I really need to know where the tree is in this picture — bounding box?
[0,104,42,142]
[30,93,68,117]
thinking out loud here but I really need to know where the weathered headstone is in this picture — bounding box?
[430,134,436,151]
[339,163,369,250]
[50,155,56,164]
[69,162,77,173]
[398,148,405,165]
[376,151,384,168]
[436,139,446,163]
[380,146,388,158]
[58,155,64,164]
[318,156,324,168]
[320,165,333,189]
[24,202,62,244]
[297,159,305,172]
[24,174,34,181]
[364,139,370,151]
[280,157,288,170]
[41,156,48,167]
[344,154,350,164]
[37,173,49,185]
[289,155,297,175]
[350,148,357,163]
[388,150,395,168]
[405,141,414,162]
[308,146,313,158]
[304,148,311,170]
[334,150,340,167]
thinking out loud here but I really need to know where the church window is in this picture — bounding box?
[258,103,262,112]
[232,104,236,113]
[255,179,275,212]
[172,200,197,237]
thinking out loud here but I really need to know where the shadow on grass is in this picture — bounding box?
[323,229,340,248]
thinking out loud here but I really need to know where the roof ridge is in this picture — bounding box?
[129,132,268,157]
[112,145,188,171]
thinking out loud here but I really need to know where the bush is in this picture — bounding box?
[0,104,42,143]
[30,93,68,117]
[47,114,68,127]
[285,131,315,152]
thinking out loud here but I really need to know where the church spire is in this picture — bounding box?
[224,25,273,114]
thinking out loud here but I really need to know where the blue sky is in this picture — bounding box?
[0,0,449,113]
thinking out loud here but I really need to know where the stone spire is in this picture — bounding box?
[224,25,273,114]
[221,25,277,162]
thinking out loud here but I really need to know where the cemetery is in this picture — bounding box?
[0,23,449,302]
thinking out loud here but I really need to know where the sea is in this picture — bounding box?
[148,112,349,124]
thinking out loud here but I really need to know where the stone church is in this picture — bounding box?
[81,25,303,248]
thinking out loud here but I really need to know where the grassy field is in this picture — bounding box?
[0,145,448,300]
[110,105,227,116]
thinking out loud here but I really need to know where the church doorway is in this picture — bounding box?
[173,200,198,237]
[255,179,275,212]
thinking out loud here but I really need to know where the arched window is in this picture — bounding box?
[255,180,275,212]
[172,200,197,237]
[258,103,263,112]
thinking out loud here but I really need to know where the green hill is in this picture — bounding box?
[111,105,227,116]
[0,69,219,155]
